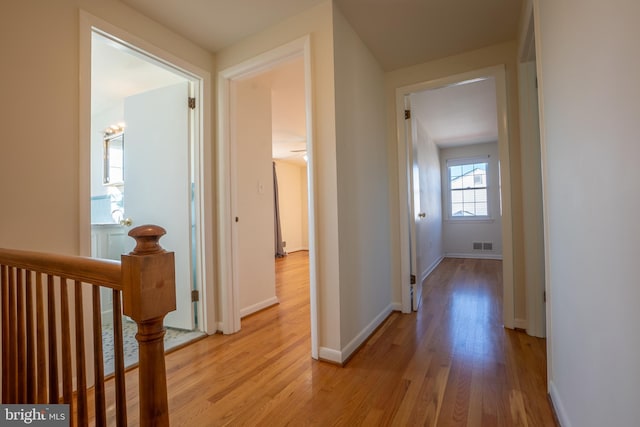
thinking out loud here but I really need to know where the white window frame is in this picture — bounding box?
[445,156,492,221]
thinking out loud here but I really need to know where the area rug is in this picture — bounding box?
[102,319,205,375]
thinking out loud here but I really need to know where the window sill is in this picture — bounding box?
[444,217,496,224]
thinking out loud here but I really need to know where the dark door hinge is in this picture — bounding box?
[191,290,199,302]
[404,109,411,120]
[410,274,416,285]
[188,97,196,110]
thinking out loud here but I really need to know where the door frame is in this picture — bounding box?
[402,96,421,311]
[79,11,216,333]
[518,3,547,339]
[395,65,516,329]
[217,36,320,358]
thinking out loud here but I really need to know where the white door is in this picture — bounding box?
[405,103,422,311]
[123,81,195,330]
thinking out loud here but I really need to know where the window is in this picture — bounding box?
[448,160,488,218]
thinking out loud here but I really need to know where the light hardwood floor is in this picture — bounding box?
[106,252,557,426]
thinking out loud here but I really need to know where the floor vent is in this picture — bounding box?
[473,242,494,251]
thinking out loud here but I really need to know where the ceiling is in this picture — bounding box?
[410,78,498,148]
[246,57,308,164]
[120,0,522,71]
[92,32,185,116]
[101,1,516,156]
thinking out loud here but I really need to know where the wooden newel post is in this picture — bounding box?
[121,225,176,427]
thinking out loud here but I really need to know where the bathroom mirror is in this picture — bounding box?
[103,133,124,185]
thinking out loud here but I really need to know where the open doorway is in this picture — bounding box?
[84,27,207,372]
[396,66,517,328]
[218,37,319,358]
[233,57,309,319]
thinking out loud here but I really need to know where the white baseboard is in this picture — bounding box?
[318,304,394,364]
[240,296,279,318]
[342,304,393,363]
[445,252,503,260]
[285,247,309,253]
[420,256,444,283]
[391,302,403,311]
[514,318,528,330]
[318,347,342,364]
[549,380,570,427]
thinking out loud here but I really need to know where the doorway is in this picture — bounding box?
[218,36,319,358]
[396,66,517,329]
[80,19,209,368]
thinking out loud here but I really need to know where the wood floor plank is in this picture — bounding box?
[92,254,556,426]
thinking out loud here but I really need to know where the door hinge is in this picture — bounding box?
[410,274,416,285]
[191,290,199,302]
[543,291,546,303]
[404,109,411,120]
[188,97,196,110]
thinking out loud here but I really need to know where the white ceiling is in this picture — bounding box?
[335,0,522,71]
[101,1,513,156]
[120,0,522,71]
[410,78,498,148]
[91,32,185,116]
[246,57,308,164]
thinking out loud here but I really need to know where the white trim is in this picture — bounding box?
[78,11,215,334]
[533,0,554,386]
[318,347,342,364]
[239,297,279,318]
[444,156,491,220]
[517,0,547,340]
[318,304,393,364]
[444,253,503,260]
[285,247,309,254]
[549,380,571,427]
[395,65,515,329]
[217,36,320,359]
[341,304,393,363]
[514,318,528,330]
[444,218,496,224]
[391,302,403,311]
[420,256,444,284]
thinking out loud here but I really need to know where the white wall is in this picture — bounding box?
[439,142,502,258]
[333,6,392,353]
[217,1,343,355]
[535,1,640,426]
[274,160,308,252]
[0,0,213,254]
[0,0,214,395]
[411,118,444,281]
[234,78,277,316]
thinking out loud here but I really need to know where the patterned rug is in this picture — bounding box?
[102,319,205,375]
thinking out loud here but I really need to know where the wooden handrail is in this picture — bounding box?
[0,224,175,427]
[0,249,121,289]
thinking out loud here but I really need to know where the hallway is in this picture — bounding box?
[105,254,556,426]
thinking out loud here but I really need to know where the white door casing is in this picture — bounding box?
[395,65,515,328]
[80,12,215,334]
[403,98,422,311]
[217,36,319,358]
